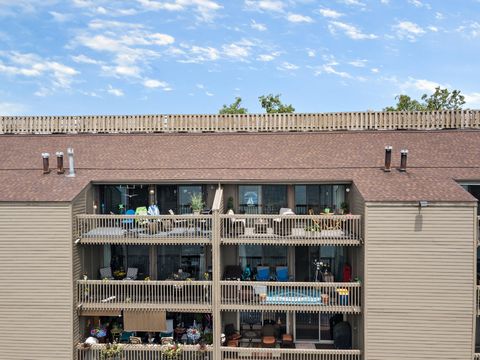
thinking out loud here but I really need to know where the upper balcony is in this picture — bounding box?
[75,214,213,245]
[221,214,362,246]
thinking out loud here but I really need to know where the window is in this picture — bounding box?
[238,185,287,214]
[157,245,207,280]
[295,185,346,214]
[239,245,287,279]
[110,245,150,278]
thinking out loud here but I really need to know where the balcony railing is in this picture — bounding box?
[220,281,361,313]
[221,214,362,245]
[474,354,480,359]
[76,344,212,360]
[221,348,361,360]
[76,214,212,244]
[77,280,212,311]
[477,285,480,315]
[2,110,479,134]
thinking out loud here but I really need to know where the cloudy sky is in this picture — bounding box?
[0,0,479,115]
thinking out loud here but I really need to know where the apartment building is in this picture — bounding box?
[0,111,479,360]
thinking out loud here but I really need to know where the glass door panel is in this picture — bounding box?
[295,312,319,341]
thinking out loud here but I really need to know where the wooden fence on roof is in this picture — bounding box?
[1,110,480,134]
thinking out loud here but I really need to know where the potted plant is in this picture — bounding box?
[100,342,123,360]
[190,193,204,215]
[161,343,183,359]
[226,196,234,211]
[340,202,349,215]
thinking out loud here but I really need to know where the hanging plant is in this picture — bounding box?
[100,343,123,360]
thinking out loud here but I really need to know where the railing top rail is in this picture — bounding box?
[2,110,479,135]
[220,280,361,286]
[78,279,212,285]
[77,214,212,219]
[220,214,360,219]
[76,343,213,351]
[221,348,361,354]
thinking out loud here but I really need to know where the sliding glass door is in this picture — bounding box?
[238,185,287,214]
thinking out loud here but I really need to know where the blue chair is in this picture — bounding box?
[276,266,289,281]
[122,209,135,226]
[119,331,134,343]
[256,266,270,281]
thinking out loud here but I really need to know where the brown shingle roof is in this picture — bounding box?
[1,130,479,202]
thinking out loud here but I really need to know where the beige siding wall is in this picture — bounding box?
[0,203,73,360]
[365,203,476,360]
[72,186,89,351]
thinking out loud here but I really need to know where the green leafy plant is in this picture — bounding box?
[226,196,234,211]
[340,202,349,214]
[190,193,204,212]
[100,343,123,360]
[161,343,183,359]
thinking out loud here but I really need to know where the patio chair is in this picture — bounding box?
[256,266,270,281]
[130,336,142,344]
[275,266,289,281]
[224,323,242,342]
[168,209,189,228]
[122,209,136,228]
[273,208,294,236]
[223,265,243,280]
[261,324,277,348]
[99,266,114,280]
[119,331,134,343]
[223,209,245,237]
[124,267,138,280]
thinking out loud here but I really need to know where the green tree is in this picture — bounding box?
[385,87,465,111]
[384,94,426,111]
[219,97,248,114]
[258,94,295,113]
[421,87,465,110]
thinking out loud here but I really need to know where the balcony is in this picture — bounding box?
[77,280,212,312]
[220,281,361,313]
[76,344,213,360]
[221,214,362,246]
[76,214,212,245]
[221,348,361,360]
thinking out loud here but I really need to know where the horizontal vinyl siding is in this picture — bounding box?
[0,204,73,360]
[72,187,88,353]
[365,205,475,360]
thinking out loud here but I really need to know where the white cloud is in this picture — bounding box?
[328,21,378,40]
[287,13,313,23]
[244,0,285,12]
[0,52,78,91]
[257,54,275,61]
[400,77,447,93]
[223,43,250,58]
[0,102,25,115]
[178,45,220,63]
[348,59,367,67]
[318,8,343,19]
[428,26,438,32]
[277,61,299,71]
[307,49,316,57]
[435,12,444,20]
[394,21,426,41]
[371,67,379,73]
[251,19,267,31]
[137,0,222,21]
[71,54,102,65]
[205,91,214,96]
[196,83,205,89]
[341,0,365,6]
[107,85,124,96]
[143,79,172,90]
[464,92,480,108]
[457,22,480,38]
[315,64,352,78]
[49,11,70,22]
[380,0,390,4]
[407,0,431,9]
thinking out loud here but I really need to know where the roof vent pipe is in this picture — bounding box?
[41,153,50,174]
[384,146,392,172]
[399,149,408,172]
[55,152,65,174]
[66,148,75,177]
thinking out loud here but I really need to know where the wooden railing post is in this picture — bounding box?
[211,187,223,360]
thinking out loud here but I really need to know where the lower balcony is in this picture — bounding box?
[220,281,361,313]
[77,280,212,312]
[221,347,361,360]
[475,354,480,359]
[76,344,213,360]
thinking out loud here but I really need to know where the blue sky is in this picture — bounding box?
[0,0,479,115]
